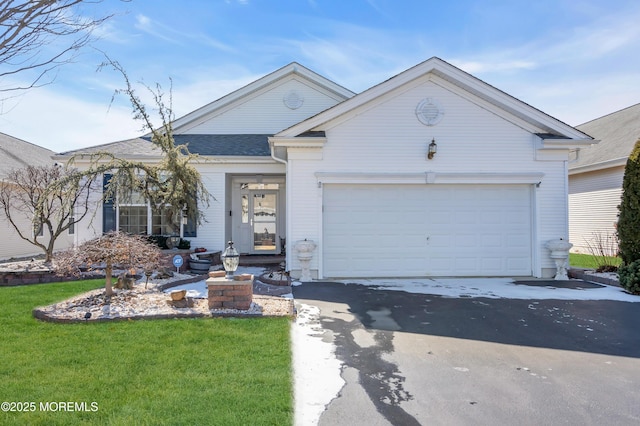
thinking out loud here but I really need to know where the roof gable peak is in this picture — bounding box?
[277,57,590,141]
[172,62,355,132]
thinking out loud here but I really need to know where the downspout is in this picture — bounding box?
[563,158,570,241]
[269,139,291,272]
[269,140,287,165]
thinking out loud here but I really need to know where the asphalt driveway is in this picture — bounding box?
[292,279,640,425]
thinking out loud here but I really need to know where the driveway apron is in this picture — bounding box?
[293,281,640,425]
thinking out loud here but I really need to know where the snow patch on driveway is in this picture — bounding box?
[292,303,344,426]
[337,278,640,302]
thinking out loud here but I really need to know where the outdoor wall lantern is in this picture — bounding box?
[427,138,437,160]
[221,241,240,279]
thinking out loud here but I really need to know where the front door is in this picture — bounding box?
[238,189,279,254]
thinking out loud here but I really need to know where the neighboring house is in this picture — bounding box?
[0,133,74,260]
[59,58,593,279]
[568,103,640,254]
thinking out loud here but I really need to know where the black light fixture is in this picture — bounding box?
[427,138,437,159]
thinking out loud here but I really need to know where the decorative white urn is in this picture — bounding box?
[294,239,317,282]
[546,238,573,280]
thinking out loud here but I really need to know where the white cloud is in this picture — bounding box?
[135,14,151,28]
[171,75,258,117]
[0,86,142,152]
[0,65,266,153]
[450,59,538,74]
[134,14,182,44]
[439,4,640,125]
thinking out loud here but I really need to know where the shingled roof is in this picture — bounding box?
[572,103,640,171]
[0,132,55,180]
[173,134,272,156]
[57,134,275,158]
[57,137,163,157]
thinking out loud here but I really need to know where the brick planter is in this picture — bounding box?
[207,274,253,310]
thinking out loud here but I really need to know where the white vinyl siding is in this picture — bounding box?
[0,188,74,260]
[0,215,50,260]
[569,167,624,253]
[178,78,343,135]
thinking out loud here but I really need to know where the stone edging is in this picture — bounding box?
[258,272,291,286]
[569,268,620,287]
[31,307,270,323]
[157,275,205,291]
[31,273,296,323]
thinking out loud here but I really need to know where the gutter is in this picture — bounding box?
[268,138,288,165]
[568,157,627,175]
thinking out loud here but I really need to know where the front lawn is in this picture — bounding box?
[0,280,292,426]
[569,253,622,270]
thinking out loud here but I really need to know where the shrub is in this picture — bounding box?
[618,260,640,294]
[178,238,191,249]
[148,235,169,249]
[618,139,640,264]
[584,232,620,272]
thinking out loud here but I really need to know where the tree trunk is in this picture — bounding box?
[44,247,53,263]
[104,263,114,296]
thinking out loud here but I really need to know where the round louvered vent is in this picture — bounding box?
[416,98,444,126]
[283,90,304,110]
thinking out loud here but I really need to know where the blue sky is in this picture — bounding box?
[1,0,640,152]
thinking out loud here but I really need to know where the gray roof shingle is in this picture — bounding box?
[58,137,163,157]
[572,103,640,170]
[0,132,55,180]
[173,134,272,156]
[59,134,277,158]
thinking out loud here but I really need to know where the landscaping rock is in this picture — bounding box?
[170,289,187,301]
[32,277,294,323]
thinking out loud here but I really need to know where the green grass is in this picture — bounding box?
[0,280,293,426]
[569,253,622,269]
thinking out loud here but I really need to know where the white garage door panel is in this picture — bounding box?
[323,184,532,277]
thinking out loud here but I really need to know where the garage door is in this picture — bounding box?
[323,184,532,277]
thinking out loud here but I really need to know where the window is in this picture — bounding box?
[118,206,147,234]
[68,202,75,235]
[33,220,43,238]
[152,206,179,235]
[103,174,116,232]
[118,190,148,234]
[183,207,197,238]
[241,195,249,224]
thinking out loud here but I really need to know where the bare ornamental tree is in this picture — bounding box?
[0,164,97,262]
[0,0,122,93]
[54,231,161,296]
